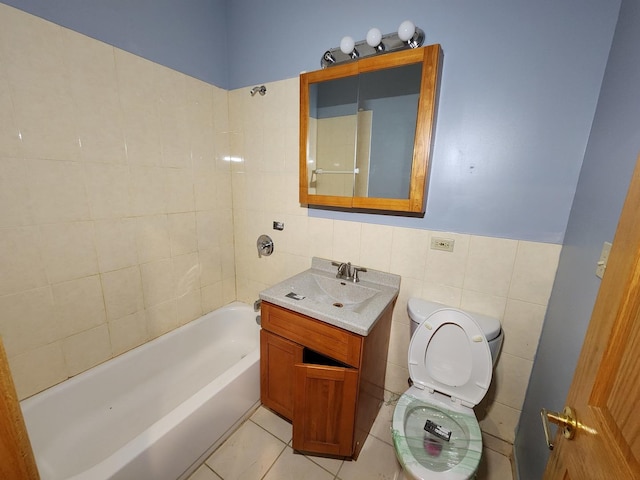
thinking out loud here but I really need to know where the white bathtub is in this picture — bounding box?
[21,301,261,480]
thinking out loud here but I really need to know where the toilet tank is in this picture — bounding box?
[407,298,503,365]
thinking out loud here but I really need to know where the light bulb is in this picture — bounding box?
[366,28,382,47]
[340,36,355,54]
[398,20,416,42]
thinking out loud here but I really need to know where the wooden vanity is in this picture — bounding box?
[260,300,394,460]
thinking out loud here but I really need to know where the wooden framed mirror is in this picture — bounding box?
[299,45,441,214]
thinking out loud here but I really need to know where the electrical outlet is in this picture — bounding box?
[595,241,612,279]
[431,237,455,252]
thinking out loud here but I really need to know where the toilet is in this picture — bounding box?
[392,299,503,479]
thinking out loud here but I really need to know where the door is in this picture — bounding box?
[293,364,358,457]
[544,154,640,478]
[260,330,303,419]
[0,338,40,479]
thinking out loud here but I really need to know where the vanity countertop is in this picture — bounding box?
[259,257,400,336]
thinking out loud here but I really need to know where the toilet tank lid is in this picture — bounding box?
[407,298,502,341]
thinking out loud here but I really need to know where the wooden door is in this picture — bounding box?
[260,330,303,419]
[0,338,39,479]
[292,364,358,457]
[544,155,640,478]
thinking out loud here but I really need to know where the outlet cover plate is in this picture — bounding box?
[431,237,455,252]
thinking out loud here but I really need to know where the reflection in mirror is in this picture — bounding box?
[300,45,441,214]
[355,110,372,197]
[308,76,358,197]
[358,64,422,199]
[307,65,422,199]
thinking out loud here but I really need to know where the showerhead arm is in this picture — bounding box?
[250,85,267,96]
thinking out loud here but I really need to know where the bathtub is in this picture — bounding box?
[21,301,261,480]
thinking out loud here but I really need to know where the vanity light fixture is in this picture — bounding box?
[321,20,425,68]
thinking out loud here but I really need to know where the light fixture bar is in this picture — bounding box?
[321,21,425,68]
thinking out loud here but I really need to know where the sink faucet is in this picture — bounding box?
[331,261,367,282]
[338,262,352,279]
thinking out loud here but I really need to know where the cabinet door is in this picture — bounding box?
[260,330,303,419]
[292,364,358,457]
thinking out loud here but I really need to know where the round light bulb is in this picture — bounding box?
[340,36,355,54]
[366,28,382,47]
[398,20,416,42]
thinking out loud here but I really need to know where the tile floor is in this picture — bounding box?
[186,395,514,480]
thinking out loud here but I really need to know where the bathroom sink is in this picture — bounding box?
[300,273,380,309]
[259,257,401,336]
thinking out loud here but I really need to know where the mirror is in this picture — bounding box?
[300,45,441,214]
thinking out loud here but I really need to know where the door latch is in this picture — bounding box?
[540,406,577,450]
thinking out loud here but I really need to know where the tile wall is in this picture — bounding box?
[0,4,562,446]
[0,4,236,399]
[228,81,561,444]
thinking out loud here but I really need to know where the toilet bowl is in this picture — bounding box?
[392,299,503,479]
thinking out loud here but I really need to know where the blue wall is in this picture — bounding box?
[0,0,230,89]
[0,0,621,244]
[226,0,620,243]
[515,0,640,477]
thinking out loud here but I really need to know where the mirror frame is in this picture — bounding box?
[299,44,441,214]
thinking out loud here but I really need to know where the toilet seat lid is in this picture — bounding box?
[408,308,492,408]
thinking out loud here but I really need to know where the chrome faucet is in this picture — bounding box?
[331,261,367,282]
[338,262,352,279]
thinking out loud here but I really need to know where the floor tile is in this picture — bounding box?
[369,398,397,446]
[477,448,513,480]
[187,397,514,480]
[250,406,292,444]
[205,420,286,480]
[337,434,404,480]
[263,446,335,480]
[305,452,344,475]
[188,464,222,480]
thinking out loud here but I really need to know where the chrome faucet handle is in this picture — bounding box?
[331,261,350,279]
[352,266,367,283]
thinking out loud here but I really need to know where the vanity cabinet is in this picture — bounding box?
[260,301,393,459]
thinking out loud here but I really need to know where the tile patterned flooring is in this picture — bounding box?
[186,397,514,480]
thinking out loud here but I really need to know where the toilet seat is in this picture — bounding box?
[408,308,492,408]
[392,307,493,479]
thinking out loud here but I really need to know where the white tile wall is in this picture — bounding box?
[0,4,235,399]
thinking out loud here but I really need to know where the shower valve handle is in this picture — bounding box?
[257,235,274,258]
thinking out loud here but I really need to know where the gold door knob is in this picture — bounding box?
[540,406,577,450]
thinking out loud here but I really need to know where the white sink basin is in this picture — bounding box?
[298,273,380,311]
[259,258,401,336]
